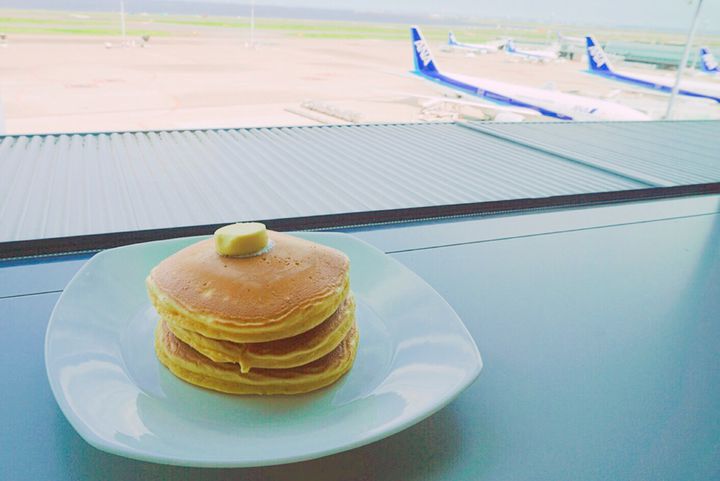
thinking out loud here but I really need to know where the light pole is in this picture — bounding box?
[0,92,5,135]
[250,0,255,47]
[120,1,127,44]
[665,0,704,119]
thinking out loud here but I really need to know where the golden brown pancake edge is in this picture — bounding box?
[146,231,350,342]
[165,293,356,372]
[155,319,359,395]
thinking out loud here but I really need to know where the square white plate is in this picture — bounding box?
[45,232,482,467]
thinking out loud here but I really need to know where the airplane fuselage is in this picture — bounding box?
[588,68,720,103]
[413,69,649,121]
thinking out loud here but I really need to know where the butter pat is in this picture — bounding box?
[214,222,269,257]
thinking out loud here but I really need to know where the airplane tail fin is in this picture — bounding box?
[411,26,439,74]
[448,31,457,46]
[699,46,719,73]
[586,36,612,73]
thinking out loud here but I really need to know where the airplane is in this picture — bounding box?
[585,36,720,103]
[699,46,718,75]
[409,26,649,121]
[448,31,501,54]
[504,39,559,62]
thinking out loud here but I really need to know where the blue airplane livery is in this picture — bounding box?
[699,46,719,74]
[586,36,720,103]
[410,26,649,121]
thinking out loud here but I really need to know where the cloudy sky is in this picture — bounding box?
[7,0,720,31]
[204,0,719,31]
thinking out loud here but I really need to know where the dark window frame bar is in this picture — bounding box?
[1,183,718,260]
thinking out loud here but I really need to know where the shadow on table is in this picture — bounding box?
[626,212,720,481]
[54,398,494,481]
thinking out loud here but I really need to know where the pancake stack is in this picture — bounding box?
[146,225,358,395]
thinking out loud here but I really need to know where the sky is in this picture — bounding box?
[4,0,720,32]
[208,0,720,31]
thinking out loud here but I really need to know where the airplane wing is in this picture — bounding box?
[381,91,541,117]
[613,87,671,99]
[568,87,658,101]
[601,87,675,101]
[603,89,623,99]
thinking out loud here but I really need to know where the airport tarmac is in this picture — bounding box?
[1,31,719,135]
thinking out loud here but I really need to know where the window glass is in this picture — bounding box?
[0,0,718,134]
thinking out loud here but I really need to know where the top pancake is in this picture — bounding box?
[147,231,350,342]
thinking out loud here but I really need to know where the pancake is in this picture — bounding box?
[147,231,350,343]
[165,293,356,372]
[155,319,359,395]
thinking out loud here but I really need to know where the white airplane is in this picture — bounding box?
[504,39,559,62]
[448,32,501,54]
[410,26,649,121]
[586,36,720,103]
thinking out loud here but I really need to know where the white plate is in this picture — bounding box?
[45,232,482,467]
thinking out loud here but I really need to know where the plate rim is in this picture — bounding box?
[45,232,482,467]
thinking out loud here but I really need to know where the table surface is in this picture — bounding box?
[2,194,719,481]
